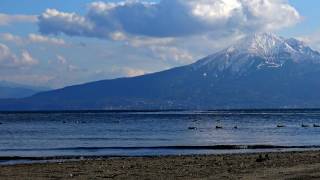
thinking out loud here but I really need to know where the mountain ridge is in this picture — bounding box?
[0,81,50,99]
[193,33,320,74]
[1,33,320,110]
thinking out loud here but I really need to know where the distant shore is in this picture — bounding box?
[1,150,320,179]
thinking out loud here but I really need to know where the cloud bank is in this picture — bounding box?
[0,13,37,26]
[28,33,66,45]
[1,33,66,46]
[38,0,301,39]
[0,43,38,68]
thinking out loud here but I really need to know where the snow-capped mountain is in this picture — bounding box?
[2,33,320,110]
[194,33,320,74]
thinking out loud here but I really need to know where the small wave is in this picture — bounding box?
[49,137,172,141]
[1,144,320,152]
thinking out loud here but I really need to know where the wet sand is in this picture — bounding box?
[1,151,320,179]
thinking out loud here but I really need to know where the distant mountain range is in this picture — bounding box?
[0,81,50,99]
[2,33,320,110]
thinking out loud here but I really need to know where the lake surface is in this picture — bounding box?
[1,110,320,159]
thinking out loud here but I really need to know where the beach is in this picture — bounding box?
[1,150,320,179]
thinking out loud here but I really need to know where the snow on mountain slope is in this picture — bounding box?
[193,33,320,74]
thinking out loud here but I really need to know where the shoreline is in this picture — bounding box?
[1,150,320,179]
[1,146,320,165]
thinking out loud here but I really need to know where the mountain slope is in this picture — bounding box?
[1,33,320,110]
[0,81,50,99]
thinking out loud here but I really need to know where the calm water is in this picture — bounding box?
[1,110,320,158]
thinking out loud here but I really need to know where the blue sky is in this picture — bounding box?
[0,0,319,88]
[283,0,320,36]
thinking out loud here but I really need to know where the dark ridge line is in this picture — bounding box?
[1,145,320,152]
[0,109,188,114]
[1,108,320,114]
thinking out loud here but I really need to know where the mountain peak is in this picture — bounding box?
[244,32,282,45]
[237,32,285,53]
[194,33,320,73]
[231,32,319,59]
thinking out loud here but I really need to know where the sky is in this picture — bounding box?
[0,0,319,88]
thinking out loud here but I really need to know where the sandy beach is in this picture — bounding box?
[0,150,320,179]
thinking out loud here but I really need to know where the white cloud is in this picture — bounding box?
[38,9,94,37]
[95,67,147,78]
[67,64,81,72]
[297,31,320,51]
[0,33,24,44]
[38,0,301,39]
[150,46,194,64]
[0,43,38,68]
[123,68,146,77]
[128,36,175,48]
[55,55,81,72]
[190,0,242,20]
[109,31,127,41]
[0,13,37,26]
[20,50,38,66]
[28,33,66,45]
[1,33,66,46]
[239,0,301,31]
[0,43,17,67]
[56,55,67,64]
[35,0,301,66]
